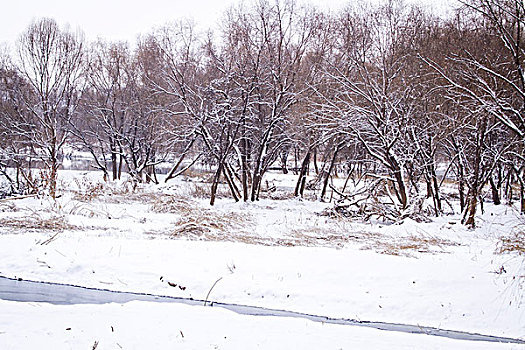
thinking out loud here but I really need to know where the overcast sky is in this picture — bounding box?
[1,0,457,49]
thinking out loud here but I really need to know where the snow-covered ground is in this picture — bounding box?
[0,170,524,349]
[1,299,522,350]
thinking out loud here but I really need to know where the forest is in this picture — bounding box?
[0,0,524,228]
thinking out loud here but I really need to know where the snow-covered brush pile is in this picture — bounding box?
[323,178,463,225]
[321,196,432,224]
[320,178,434,224]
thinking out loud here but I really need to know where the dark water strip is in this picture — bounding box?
[0,276,523,344]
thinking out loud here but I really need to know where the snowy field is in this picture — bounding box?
[0,170,524,349]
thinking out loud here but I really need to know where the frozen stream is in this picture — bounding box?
[0,276,523,345]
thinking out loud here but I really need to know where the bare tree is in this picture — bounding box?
[17,18,84,198]
[0,52,37,196]
[318,2,424,214]
[421,1,525,224]
[142,21,208,183]
[219,0,324,202]
[74,40,131,181]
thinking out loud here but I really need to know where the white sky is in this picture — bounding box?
[0,0,457,49]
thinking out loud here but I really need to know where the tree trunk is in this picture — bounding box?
[251,171,261,202]
[294,147,299,175]
[250,137,268,202]
[393,169,408,210]
[240,136,249,201]
[313,148,319,175]
[489,176,501,205]
[320,144,342,201]
[464,190,478,228]
[386,152,408,210]
[280,149,289,174]
[426,177,432,199]
[111,151,118,181]
[505,168,514,205]
[210,162,224,206]
[48,136,58,199]
[118,153,124,180]
[49,163,57,199]
[165,138,195,182]
[431,164,442,213]
[521,181,525,214]
[294,151,311,197]
[515,168,525,214]
[464,115,487,227]
[223,163,240,202]
[457,162,466,213]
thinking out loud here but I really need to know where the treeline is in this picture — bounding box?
[0,0,524,226]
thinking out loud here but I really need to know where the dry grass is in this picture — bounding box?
[151,194,196,214]
[63,176,464,255]
[276,228,459,255]
[186,183,233,200]
[498,231,525,256]
[180,167,213,180]
[0,202,17,213]
[149,193,256,241]
[281,227,364,248]
[266,191,296,200]
[108,191,161,204]
[148,192,460,254]
[0,215,78,232]
[171,210,250,238]
[72,178,106,201]
[159,210,458,255]
[71,177,155,204]
[362,235,460,257]
[189,183,210,198]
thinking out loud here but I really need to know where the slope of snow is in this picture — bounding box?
[0,170,524,348]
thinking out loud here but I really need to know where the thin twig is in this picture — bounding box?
[40,232,60,245]
[204,277,223,306]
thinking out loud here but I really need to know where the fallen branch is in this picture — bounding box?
[0,194,38,202]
